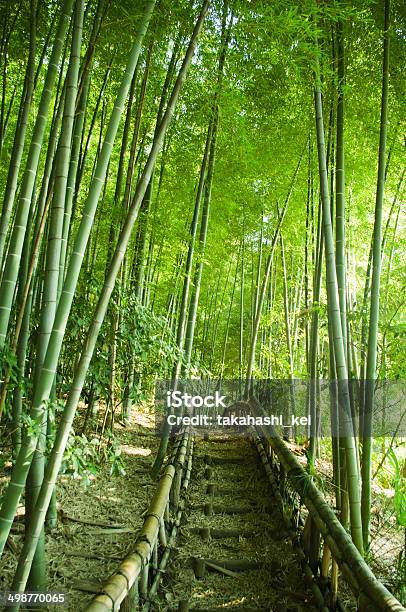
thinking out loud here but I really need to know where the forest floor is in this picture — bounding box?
[0,406,159,610]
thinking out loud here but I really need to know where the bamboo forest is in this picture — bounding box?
[0,0,404,610]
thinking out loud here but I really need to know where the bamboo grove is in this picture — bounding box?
[0,0,404,600]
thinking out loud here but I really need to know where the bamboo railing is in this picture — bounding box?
[250,398,405,612]
[86,430,193,611]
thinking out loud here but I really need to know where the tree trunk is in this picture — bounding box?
[314,46,363,553]
[361,0,390,551]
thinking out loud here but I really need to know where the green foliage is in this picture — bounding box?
[116,290,181,385]
[0,344,22,417]
[61,433,99,486]
[61,431,126,486]
[396,544,406,606]
[388,448,406,528]
[20,412,42,440]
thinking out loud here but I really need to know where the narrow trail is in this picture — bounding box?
[166,434,318,611]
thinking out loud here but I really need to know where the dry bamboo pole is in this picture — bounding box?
[139,565,149,601]
[252,431,329,612]
[86,432,193,611]
[143,439,194,610]
[170,434,189,508]
[250,399,404,612]
[158,517,167,548]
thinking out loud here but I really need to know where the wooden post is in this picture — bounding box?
[308,518,321,573]
[159,517,167,547]
[330,559,339,608]
[321,543,331,578]
[193,557,206,579]
[204,502,213,516]
[140,563,149,601]
[201,527,210,542]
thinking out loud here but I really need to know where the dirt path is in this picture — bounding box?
[162,434,318,611]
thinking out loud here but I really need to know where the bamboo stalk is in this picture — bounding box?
[143,438,194,610]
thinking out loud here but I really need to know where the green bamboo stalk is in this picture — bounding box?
[0,3,22,154]
[0,0,155,558]
[30,42,68,254]
[183,4,231,371]
[0,0,74,348]
[1,81,18,148]
[239,233,244,392]
[361,0,390,551]
[11,203,34,458]
[314,47,363,553]
[280,234,293,378]
[34,0,83,388]
[25,0,84,590]
[0,11,69,423]
[280,233,296,436]
[183,119,214,368]
[133,177,154,300]
[292,268,304,371]
[335,19,347,361]
[133,38,179,300]
[122,43,152,216]
[0,0,37,266]
[10,1,209,590]
[77,0,106,93]
[265,250,276,379]
[73,57,113,213]
[171,154,207,380]
[332,18,347,520]
[254,218,264,323]
[219,254,239,381]
[206,271,222,371]
[59,71,90,285]
[33,9,57,90]
[209,259,231,373]
[303,170,312,371]
[105,66,139,427]
[245,147,304,397]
